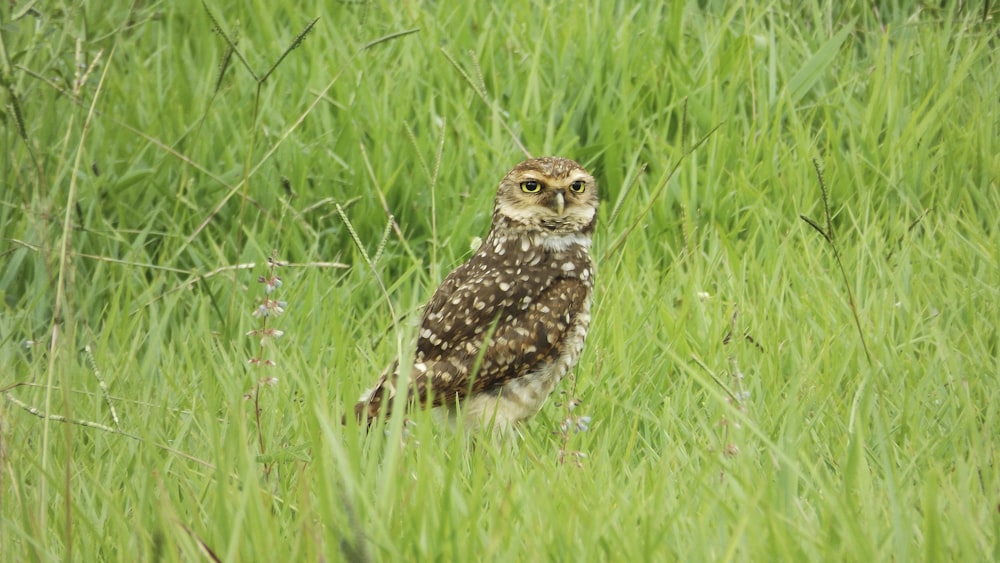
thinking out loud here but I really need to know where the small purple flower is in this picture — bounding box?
[259,275,283,294]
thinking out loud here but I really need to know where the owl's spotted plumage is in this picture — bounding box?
[355,157,597,434]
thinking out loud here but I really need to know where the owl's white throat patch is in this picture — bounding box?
[539,232,592,252]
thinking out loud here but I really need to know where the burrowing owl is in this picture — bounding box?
[354,157,597,435]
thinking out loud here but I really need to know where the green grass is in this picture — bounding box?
[2,1,998,560]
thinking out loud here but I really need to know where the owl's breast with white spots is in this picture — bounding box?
[463,294,592,432]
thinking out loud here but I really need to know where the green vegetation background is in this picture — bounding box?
[2,1,997,560]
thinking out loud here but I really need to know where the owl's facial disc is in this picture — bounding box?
[494,157,598,234]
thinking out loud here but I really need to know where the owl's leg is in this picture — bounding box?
[460,389,527,442]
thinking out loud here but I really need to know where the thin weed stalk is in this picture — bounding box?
[335,203,398,328]
[800,159,873,366]
[246,251,286,478]
[83,345,120,431]
[554,372,592,467]
[197,3,318,270]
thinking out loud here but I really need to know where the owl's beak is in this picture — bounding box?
[553,191,565,216]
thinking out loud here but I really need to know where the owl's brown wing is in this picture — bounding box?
[420,271,589,405]
[355,255,589,423]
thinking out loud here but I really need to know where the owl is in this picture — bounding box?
[354,157,598,435]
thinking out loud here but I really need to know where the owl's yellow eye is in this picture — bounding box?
[520,180,541,193]
[569,180,586,193]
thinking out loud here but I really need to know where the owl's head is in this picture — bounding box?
[493,157,598,236]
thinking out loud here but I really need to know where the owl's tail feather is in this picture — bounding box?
[340,387,388,426]
[342,363,398,427]
[342,361,437,427]
[354,386,390,425]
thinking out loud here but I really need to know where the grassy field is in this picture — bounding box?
[2,0,998,560]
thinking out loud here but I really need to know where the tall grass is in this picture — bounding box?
[2,1,998,560]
